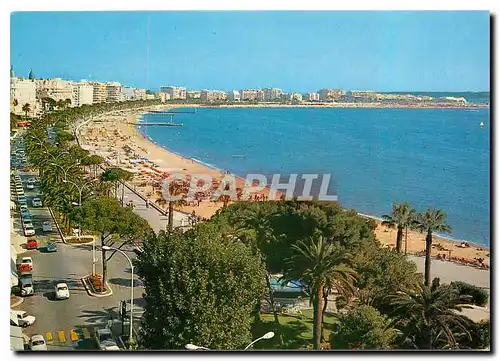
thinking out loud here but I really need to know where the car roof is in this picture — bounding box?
[56,283,68,288]
[97,329,112,335]
[31,335,45,342]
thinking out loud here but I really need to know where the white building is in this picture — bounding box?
[122,86,135,101]
[228,90,240,101]
[106,82,123,102]
[200,90,228,102]
[72,82,94,107]
[263,88,283,101]
[35,78,74,103]
[134,88,147,100]
[160,86,187,100]
[10,77,38,117]
[305,92,320,102]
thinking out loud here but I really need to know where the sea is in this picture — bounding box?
[138,93,490,247]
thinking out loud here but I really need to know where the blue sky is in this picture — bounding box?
[10,11,490,92]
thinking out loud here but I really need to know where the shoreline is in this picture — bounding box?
[78,105,490,268]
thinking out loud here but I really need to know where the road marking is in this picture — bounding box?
[46,331,53,344]
[57,330,66,343]
[82,328,91,339]
[70,329,79,342]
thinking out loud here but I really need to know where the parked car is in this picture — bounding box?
[10,310,36,328]
[19,273,34,297]
[55,283,70,300]
[26,238,38,250]
[45,241,57,253]
[23,223,35,237]
[17,195,27,204]
[29,335,47,351]
[95,328,120,351]
[26,182,35,190]
[18,257,33,272]
[42,221,52,232]
[21,209,31,219]
[32,198,42,207]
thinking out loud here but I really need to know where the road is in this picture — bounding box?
[13,170,146,351]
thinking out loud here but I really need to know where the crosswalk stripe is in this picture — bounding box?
[82,328,91,339]
[70,329,79,342]
[45,332,53,344]
[57,330,66,343]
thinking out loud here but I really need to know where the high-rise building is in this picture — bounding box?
[72,82,93,107]
[122,86,135,101]
[89,81,107,103]
[263,88,283,101]
[228,90,240,101]
[10,77,38,117]
[318,88,345,102]
[133,88,147,100]
[105,82,123,102]
[200,90,228,102]
[240,89,261,101]
[160,86,187,100]
[35,78,74,103]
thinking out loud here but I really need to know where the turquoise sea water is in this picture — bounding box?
[139,106,490,246]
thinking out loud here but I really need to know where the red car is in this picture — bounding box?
[26,238,38,250]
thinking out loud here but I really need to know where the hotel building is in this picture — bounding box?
[318,88,345,102]
[10,77,38,117]
[263,88,283,101]
[160,86,187,100]
[72,82,94,107]
[105,82,124,102]
[200,90,228,102]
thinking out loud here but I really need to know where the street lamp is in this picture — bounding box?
[49,161,81,181]
[63,178,98,274]
[184,332,275,351]
[244,331,275,350]
[102,245,135,347]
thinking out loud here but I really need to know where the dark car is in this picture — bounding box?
[45,241,57,253]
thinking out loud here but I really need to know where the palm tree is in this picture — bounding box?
[166,180,188,231]
[382,203,416,253]
[284,236,355,350]
[414,208,452,286]
[387,278,473,349]
[22,103,31,120]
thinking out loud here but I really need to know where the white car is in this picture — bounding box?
[55,283,70,300]
[11,310,36,327]
[42,221,52,232]
[24,224,35,237]
[20,256,33,268]
[32,198,42,207]
[29,335,47,351]
[26,182,35,190]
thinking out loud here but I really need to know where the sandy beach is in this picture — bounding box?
[78,104,490,271]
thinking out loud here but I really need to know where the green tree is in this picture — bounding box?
[284,236,355,350]
[387,278,474,349]
[72,197,152,284]
[351,241,420,312]
[135,224,266,350]
[382,203,416,253]
[330,305,396,349]
[414,208,452,285]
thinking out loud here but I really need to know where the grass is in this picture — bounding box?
[251,309,338,350]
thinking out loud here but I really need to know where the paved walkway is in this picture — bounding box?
[117,182,191,233]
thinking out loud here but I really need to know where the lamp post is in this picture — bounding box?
[49,161,81,181]
[184,332,275,351]
[102,245,135,347]
[63,178,98,274]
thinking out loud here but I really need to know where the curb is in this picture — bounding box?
[48,207,66,244]
[64,236,95,246]
[81,276,113,298]
[10,296,24,308]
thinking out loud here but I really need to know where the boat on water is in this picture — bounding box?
[480,121,485,127]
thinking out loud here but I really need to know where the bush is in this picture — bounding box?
[330,305,396,350]
[89,273,106,292]
[451,281,489,307]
